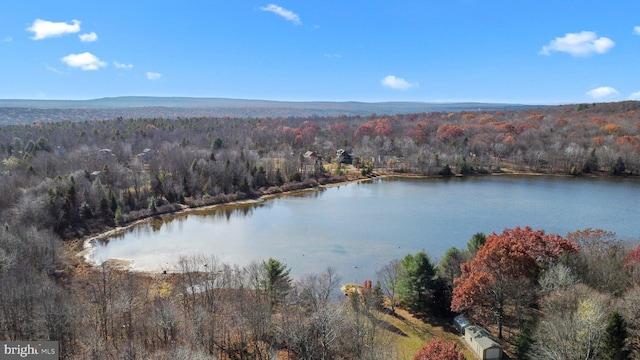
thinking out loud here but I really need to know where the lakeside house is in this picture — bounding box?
[336,149,359,164]
[303,150,320,160]
[463,325,502,360]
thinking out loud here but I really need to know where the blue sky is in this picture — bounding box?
[1,1,639,104]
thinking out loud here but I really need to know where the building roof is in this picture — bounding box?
[466,325,501,350]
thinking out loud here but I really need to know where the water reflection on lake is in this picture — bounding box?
[89,176,640,282]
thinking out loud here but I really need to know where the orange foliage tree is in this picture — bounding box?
[451,226,578,339]
[602,123,624,135]
[592,136,606,147]
[614,135,640,148]
[413,338,465,360]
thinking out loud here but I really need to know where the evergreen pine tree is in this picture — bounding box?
[261,258,292,308]
[601,310,630,360]
[398,251,436,312]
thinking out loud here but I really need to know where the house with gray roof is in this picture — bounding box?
[464,325,502,360]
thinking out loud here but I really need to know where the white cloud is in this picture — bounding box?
[2,37,12,42]
[381,75,417,90]
[629,91,640,100]
[61,52,107,71]
[146,72,162,80]
[260,4,301,25]
[323,53,342,58]
[586,86,619,99]
[27,19,81,40]
[634,26,640,36]
[540,31,614,57]
[79,32,98,42]
[45,64,62,73]
[114,61,133,69]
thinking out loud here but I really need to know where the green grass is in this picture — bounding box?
[376,307,476,360]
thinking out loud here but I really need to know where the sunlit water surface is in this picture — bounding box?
[88,176,640,282]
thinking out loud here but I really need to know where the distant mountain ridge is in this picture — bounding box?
[0,96,545,126]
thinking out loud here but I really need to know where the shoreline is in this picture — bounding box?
[78,179,356,270]
[76,170,635,272]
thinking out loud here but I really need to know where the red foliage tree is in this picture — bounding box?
[413,338,465,360]
[490,122,515,133]
[624,243,640,267]
[355,118,395,138]
[354,122,374,138]
[451,226,578,338]
[363,279,372,290]
[374,118,393,137]
[436,124,464,141]
[405,128,428,144]
[501,133,517,144]
[592,136,606,147]
[329,123,346,132]
[614,135,640,148]
[516,122,540,134]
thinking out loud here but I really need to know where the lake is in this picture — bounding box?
[87,175,640,283]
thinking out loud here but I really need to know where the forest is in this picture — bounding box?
[0,100,639,359]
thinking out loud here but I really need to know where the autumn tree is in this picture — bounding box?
[413,338,465,360]
[452,226,578,339]
[624,241,640,259]
[623,242,640,279]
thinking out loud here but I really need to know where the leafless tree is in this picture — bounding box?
[529,283,610,360]
[376,259,401,313]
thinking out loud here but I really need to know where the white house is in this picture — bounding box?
[464,325,502,360]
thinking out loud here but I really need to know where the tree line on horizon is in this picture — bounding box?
[0,101,639,358]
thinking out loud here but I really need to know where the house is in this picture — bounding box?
[336,149,358,164]
[453,314,470,334]
[463,325,502,360]
[303,150,320,161]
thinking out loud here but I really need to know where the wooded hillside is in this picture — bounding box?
[0,100,639,359]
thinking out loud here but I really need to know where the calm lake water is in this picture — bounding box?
[88,175,640,283]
